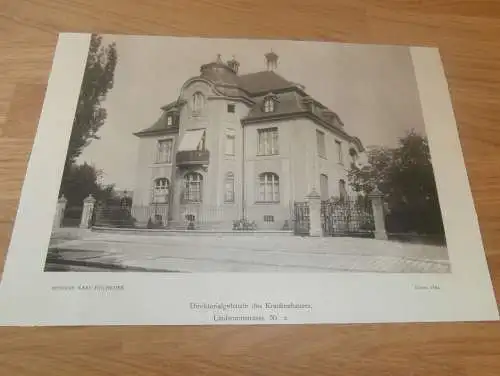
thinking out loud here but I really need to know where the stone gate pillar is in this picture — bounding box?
[306,188,322,237]
[80,194,96,229]
[53,195,67,229]
[368,188,388,240]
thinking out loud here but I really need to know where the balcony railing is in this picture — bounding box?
[176,150,210,167]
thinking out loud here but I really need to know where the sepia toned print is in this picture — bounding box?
[46,34,448,273]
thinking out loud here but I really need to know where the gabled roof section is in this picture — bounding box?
[160,100,180,112]
[134,103,180,137]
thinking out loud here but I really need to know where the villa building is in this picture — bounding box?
[132,52,365,229]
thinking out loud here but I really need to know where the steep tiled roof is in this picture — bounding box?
[134,110,178,136]
[199,67,296,101]
[201,67,240,86]
[237,71,295,95]
[244,91,306,119]
[160,100,179,111]
[214,85,252,102]
[242,93,351,139]
[135,58,361,149]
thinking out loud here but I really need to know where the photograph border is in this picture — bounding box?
[0,33,497,326]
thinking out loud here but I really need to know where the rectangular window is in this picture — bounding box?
[227,104,235,113]
[257,127,279,156]
[224,173,235,203]
[184,173,202,203]
[335,140,343,164]
[258,173,280,203]
[225,130,236,156]
[316,130,326,158]
[186,182,201,202]
[156,139,173,163]
[264,215,274,223]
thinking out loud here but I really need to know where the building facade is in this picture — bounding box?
[132,53,365,229]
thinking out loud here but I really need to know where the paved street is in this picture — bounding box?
[45,229,450,273]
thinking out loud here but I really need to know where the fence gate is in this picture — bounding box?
[321,196,374,237]
[293,202,310,236]
[61,205,83,228]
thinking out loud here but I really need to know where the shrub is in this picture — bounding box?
[233,218,257,231]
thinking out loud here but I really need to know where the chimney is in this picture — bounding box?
[227,56,240,73]
[265,50,279,71]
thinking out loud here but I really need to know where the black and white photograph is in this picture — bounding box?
[45,34,449,273]
[0,33,497,326]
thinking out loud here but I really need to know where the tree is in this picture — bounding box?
[66,34,117,166]
[348,130,444,236]
[61,163,115,207]
[58,34,118,203]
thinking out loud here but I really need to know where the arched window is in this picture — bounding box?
[183,172,203,203]
[153,178,169,203]
[225,128,236,156]
[258,172,279,203]
[224,172,235,203]
[192,92,205,113]
[349,147,358,165]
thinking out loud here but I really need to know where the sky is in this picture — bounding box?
[79,35,426,190]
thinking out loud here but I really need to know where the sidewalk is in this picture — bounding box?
[46,230,450,273]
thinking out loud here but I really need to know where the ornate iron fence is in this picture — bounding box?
[321,196,374,237]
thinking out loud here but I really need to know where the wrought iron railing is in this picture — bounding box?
[321,196,374,237]
[176,150,210,166]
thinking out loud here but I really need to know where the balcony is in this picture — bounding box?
[176,150,210,167]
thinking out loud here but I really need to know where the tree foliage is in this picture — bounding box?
[61,163,115,207]
[67,34,117,165]
[59,34,118,206]
[348,130,444,236]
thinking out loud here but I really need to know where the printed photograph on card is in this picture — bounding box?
[0,33,497,326]
[46,35,448,274]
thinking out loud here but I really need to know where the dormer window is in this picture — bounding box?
[263,93,278,113]
[264,98,275,113]
[167,115,173,126]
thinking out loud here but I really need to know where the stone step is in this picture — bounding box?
[168,221,233,231]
